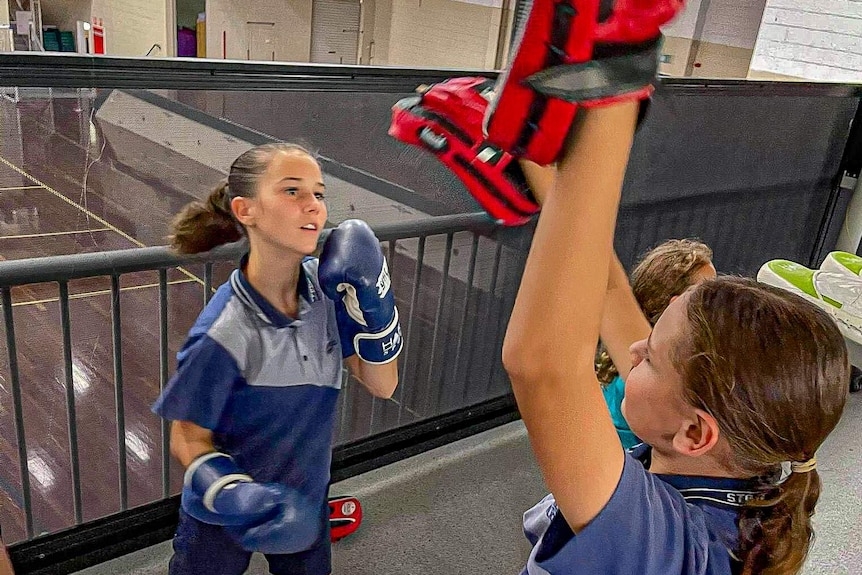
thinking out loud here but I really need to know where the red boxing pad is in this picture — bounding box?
[594,0,685,44]
[389,77,538,226]
[415,76,490,141]
[483,0,598,165]
[329,495,362,542]
[485,0,685,164]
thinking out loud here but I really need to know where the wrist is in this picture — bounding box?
[354,308,403,364]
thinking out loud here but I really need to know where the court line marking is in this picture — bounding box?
[0,228,112,240]
[10,278,198,308]
[0,154,204,286]
[0,185,44,192]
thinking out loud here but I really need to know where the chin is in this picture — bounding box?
[283,237,318,256]
[289,245,315,257]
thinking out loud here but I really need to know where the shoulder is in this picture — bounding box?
[184,280,258,370]
[189,281,236,338]
[528,454,720,574]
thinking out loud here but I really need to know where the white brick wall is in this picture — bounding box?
[40,0,93,34]
[750,0,862,81]
[662,0,703,39]
[660,0,765,76]
[206,0,313,62]
[0,1,10,53]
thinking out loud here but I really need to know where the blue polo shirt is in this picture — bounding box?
[153,257,343,510]
[523,445,766,575]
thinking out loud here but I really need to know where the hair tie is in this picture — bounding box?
[790,456,816,474]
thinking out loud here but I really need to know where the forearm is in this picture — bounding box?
[514,163,638,305]
[170,421,216,468]
[599,253,651,381]
[346,355,399,398]
[519,160,556,206]
[606,252,629,292]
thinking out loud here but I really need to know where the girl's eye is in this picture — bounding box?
[314,193,326,200]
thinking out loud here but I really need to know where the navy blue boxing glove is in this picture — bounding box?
[226,489,321,554]
[182,452,286,526]
[183,452,320,553]
[318,219,403,364]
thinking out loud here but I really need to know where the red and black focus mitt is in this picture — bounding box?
[389,76,539,226]
[484,0,685,165]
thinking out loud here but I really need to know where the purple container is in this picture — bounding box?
[177,27,196,58]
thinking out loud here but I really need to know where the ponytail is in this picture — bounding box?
[737,468,820,575]
[678,278,847,575]
[169,181,243,254]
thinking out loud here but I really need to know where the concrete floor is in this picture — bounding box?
[76,393,862,575]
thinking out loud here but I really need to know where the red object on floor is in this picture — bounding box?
[329,496,362,542]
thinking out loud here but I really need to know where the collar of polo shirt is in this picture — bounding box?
[231,254,320,328]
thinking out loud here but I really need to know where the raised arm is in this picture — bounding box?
[319,219,403,399]
[520,162,651,382]
[345,355,399,398]
[503,103,639,531]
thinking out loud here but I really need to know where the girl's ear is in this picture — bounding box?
[673,408,721,457]
[231,196,255,227]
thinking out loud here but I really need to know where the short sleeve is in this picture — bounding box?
[152,334,242,431]
[527,453,719,575]
[524,494,557,546]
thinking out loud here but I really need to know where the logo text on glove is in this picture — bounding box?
[376,260,392,299]
[381,327,402,356]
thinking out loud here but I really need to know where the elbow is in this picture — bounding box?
[502,337,546,383]
[371,376,398,399]
[373,386,396,400]
[502,336,587,385]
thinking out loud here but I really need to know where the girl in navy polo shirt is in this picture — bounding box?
[487,9,850,575]
[153,143,401,575]
[521,237,718,542]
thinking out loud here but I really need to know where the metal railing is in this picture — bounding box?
[0,212,529,544]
